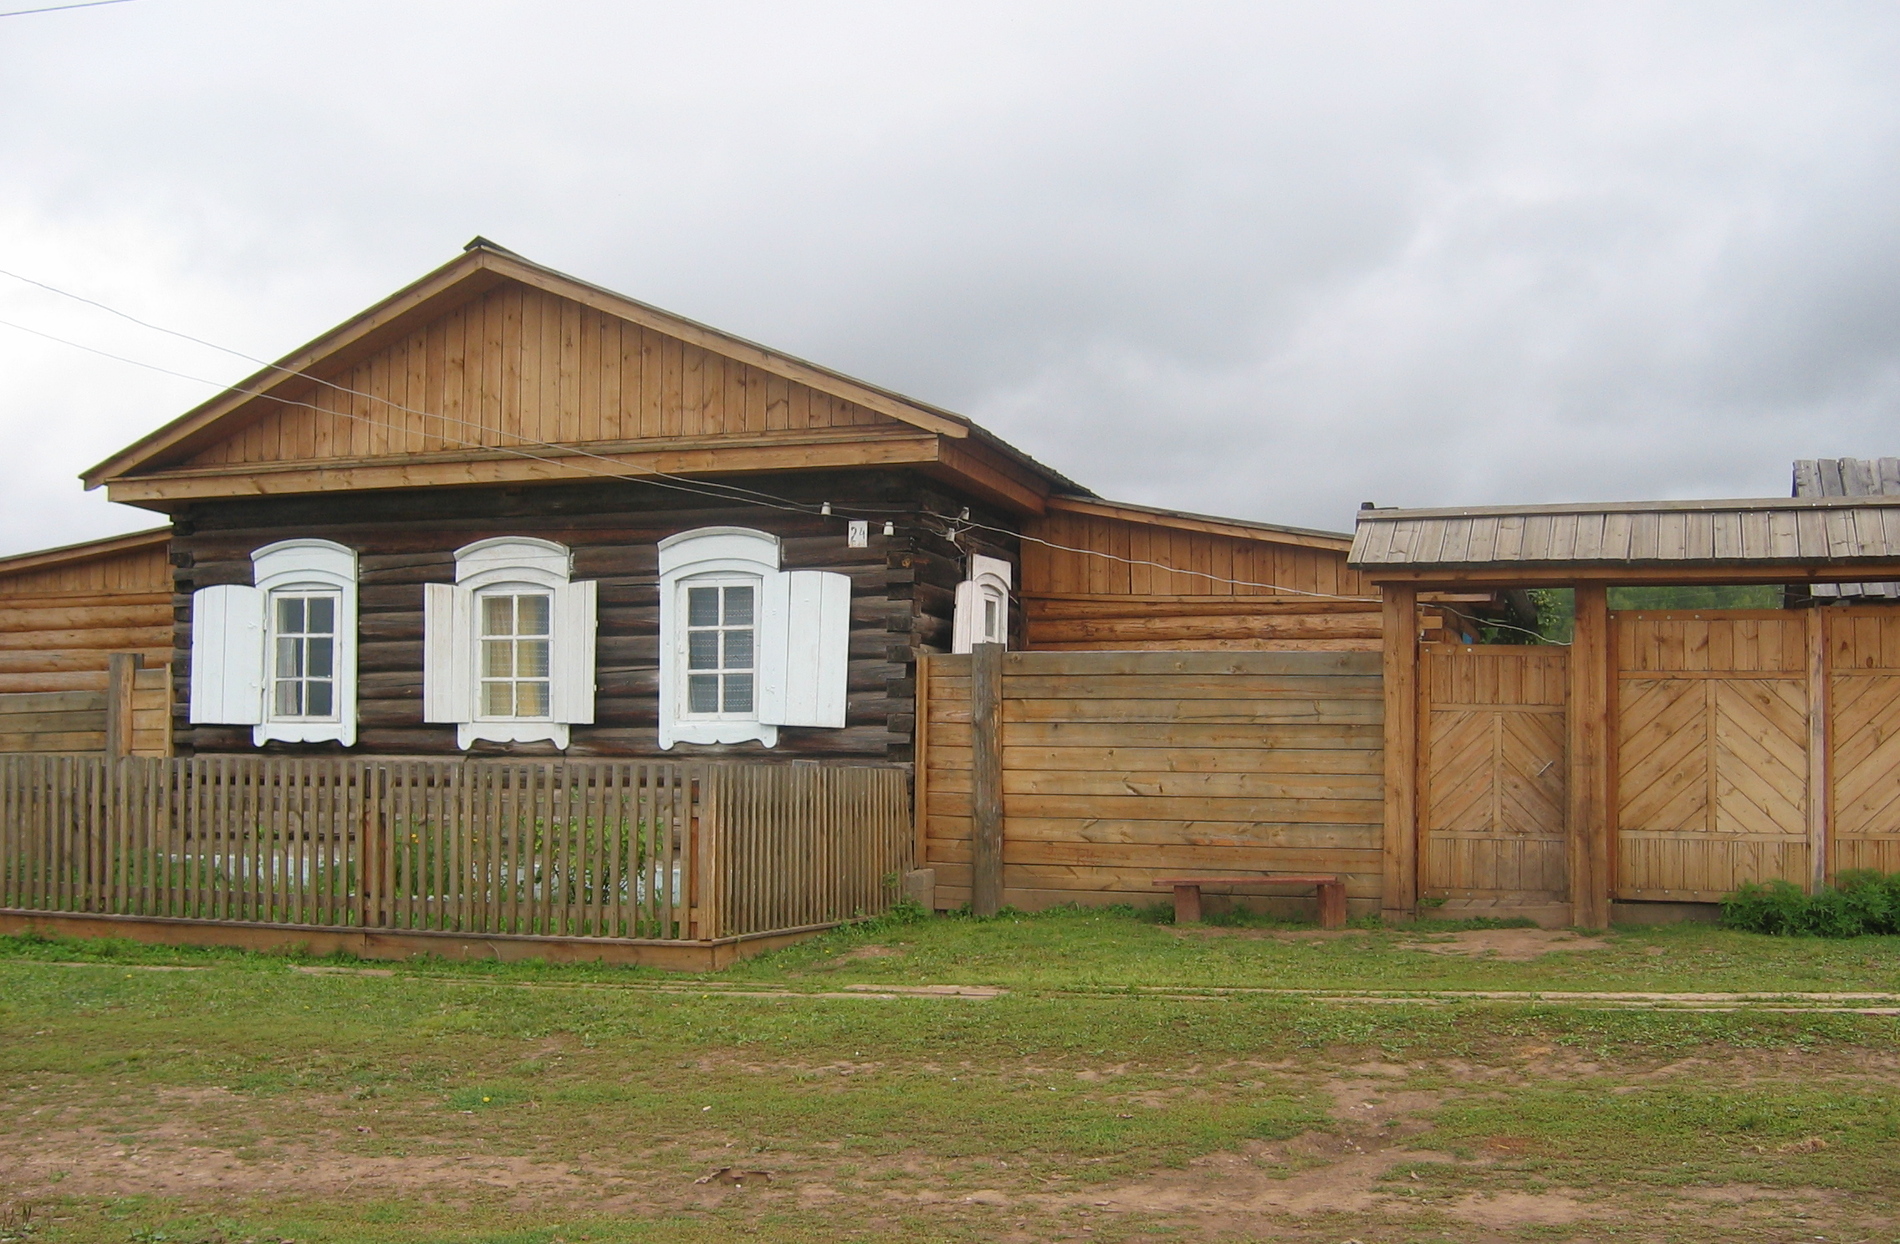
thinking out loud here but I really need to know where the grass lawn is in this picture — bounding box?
[2,907,1899,1243]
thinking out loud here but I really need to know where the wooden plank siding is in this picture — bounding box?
[921,650,1385,914]
[1828,609,1900,876]
[181,285,897,471]
[1021,507,1398,652]
[171,472,1016,762]
[0,538,173,696]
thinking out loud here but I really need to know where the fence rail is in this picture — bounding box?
[0,755,909,942]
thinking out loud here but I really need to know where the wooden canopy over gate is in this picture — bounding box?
[1352,494,1900,927]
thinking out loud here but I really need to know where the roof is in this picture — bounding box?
[81,239,1090,504]
[1793,458,1900,598]
[0,527,170,578]
[1045,495,1352,552]
[1349,494,1900,583]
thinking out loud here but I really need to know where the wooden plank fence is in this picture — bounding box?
[0,755,909,942]
[920,648,1385,915]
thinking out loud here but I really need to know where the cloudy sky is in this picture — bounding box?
[2,1,1898,554]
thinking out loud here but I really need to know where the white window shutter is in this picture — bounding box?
[550,578,597,724]
[952,580,982,654]
[422,582,473,723]
[759,569,850,728]
[189,584,266,725]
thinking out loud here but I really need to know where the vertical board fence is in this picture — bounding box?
[0,756,909,943]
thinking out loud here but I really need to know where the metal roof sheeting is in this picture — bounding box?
[1348,495,1900,570]
[1793,458,1900,597]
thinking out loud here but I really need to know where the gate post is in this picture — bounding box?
[970,642,1005,917]
[1567,585,1613,929]
[1381,585,1419,920]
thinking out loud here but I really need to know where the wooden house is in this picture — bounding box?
[71,239,1400,765]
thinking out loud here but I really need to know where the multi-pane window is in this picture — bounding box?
[479,592,552,719]
[684,581,756,716]
[271,593,337,719]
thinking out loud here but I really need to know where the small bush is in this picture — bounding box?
[1721,870,1900,937]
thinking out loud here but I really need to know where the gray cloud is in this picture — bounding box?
[3,0,1899,552]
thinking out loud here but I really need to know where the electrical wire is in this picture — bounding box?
[0,265,831,515]
[0,0,137,15]
[0,274,1532,619]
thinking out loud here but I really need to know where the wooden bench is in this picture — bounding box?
[1155,875,1347,928]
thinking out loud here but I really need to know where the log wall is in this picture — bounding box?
[172,471,1017,761]
[919,650,1385,915]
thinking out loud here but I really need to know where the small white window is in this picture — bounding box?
[953,554,1012,653]
[658,527,851,749]
[189,539,359,746]
[423,538,596,750]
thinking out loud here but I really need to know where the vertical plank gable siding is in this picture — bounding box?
[0,544,173,695]
[173,473,1016,762]
[0,756,910,940]
[1020,509,1386,651]
[183,286,894,469]
[922,650,1385,913]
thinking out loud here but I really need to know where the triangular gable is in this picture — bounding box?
[83,242,983,488]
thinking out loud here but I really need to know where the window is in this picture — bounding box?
[684,580,756,717]
[658,527,852,749]
[189,539,359,746]
[952,554,1012,652]
[422,538,596,750]
[479,592,552,718]
[271,593,338,720]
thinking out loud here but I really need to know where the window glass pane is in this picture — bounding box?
[983,597,998,639]
[519,594,551,636]
[274,681,302,717]
[482,682,513,717]
[516,681,549,717]
[306,681,333,718]
[482,639,513,678]
[518,638,550,678]
[688,674,719,714]
[723,585,754,626]
[687,586,720,627]
[482,595,513,637]
[723,628,753,670]
[307,596,335,634]
[306,638,333,678]
[277,596,304,633]
[688,631,719,670]
[275,637,302,679]
[723,673,754,714]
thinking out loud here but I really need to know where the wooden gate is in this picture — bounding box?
[1419,645,1568,901]
[1613,612,1815,900]
[1828,610,1900,876]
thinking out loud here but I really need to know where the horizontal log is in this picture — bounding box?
[1002,651,1383,677]
[0,690,106,713]
[0,603,171,633]
[0,729,106,751]
[0,672,110,693]
[928,789,1382,824]
[1026,613,1381,643]
[0,626,174,651]
[1023,595,1383,619]
[0,590,172,609]
[0,650,164,675]
[0,709,108,732]
[1003,698,1384,726]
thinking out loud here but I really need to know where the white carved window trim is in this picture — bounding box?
[660,527,780,749]
[953,554,1012,653]
[424,537,596,751]
[253,539,359,746]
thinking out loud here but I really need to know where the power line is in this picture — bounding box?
[0,265,828,515]
[0,0,138,16]
[1,276,1432,605]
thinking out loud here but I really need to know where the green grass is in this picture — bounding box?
[4,910,1900,1242]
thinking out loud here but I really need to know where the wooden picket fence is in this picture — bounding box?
[0,755,910,942]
